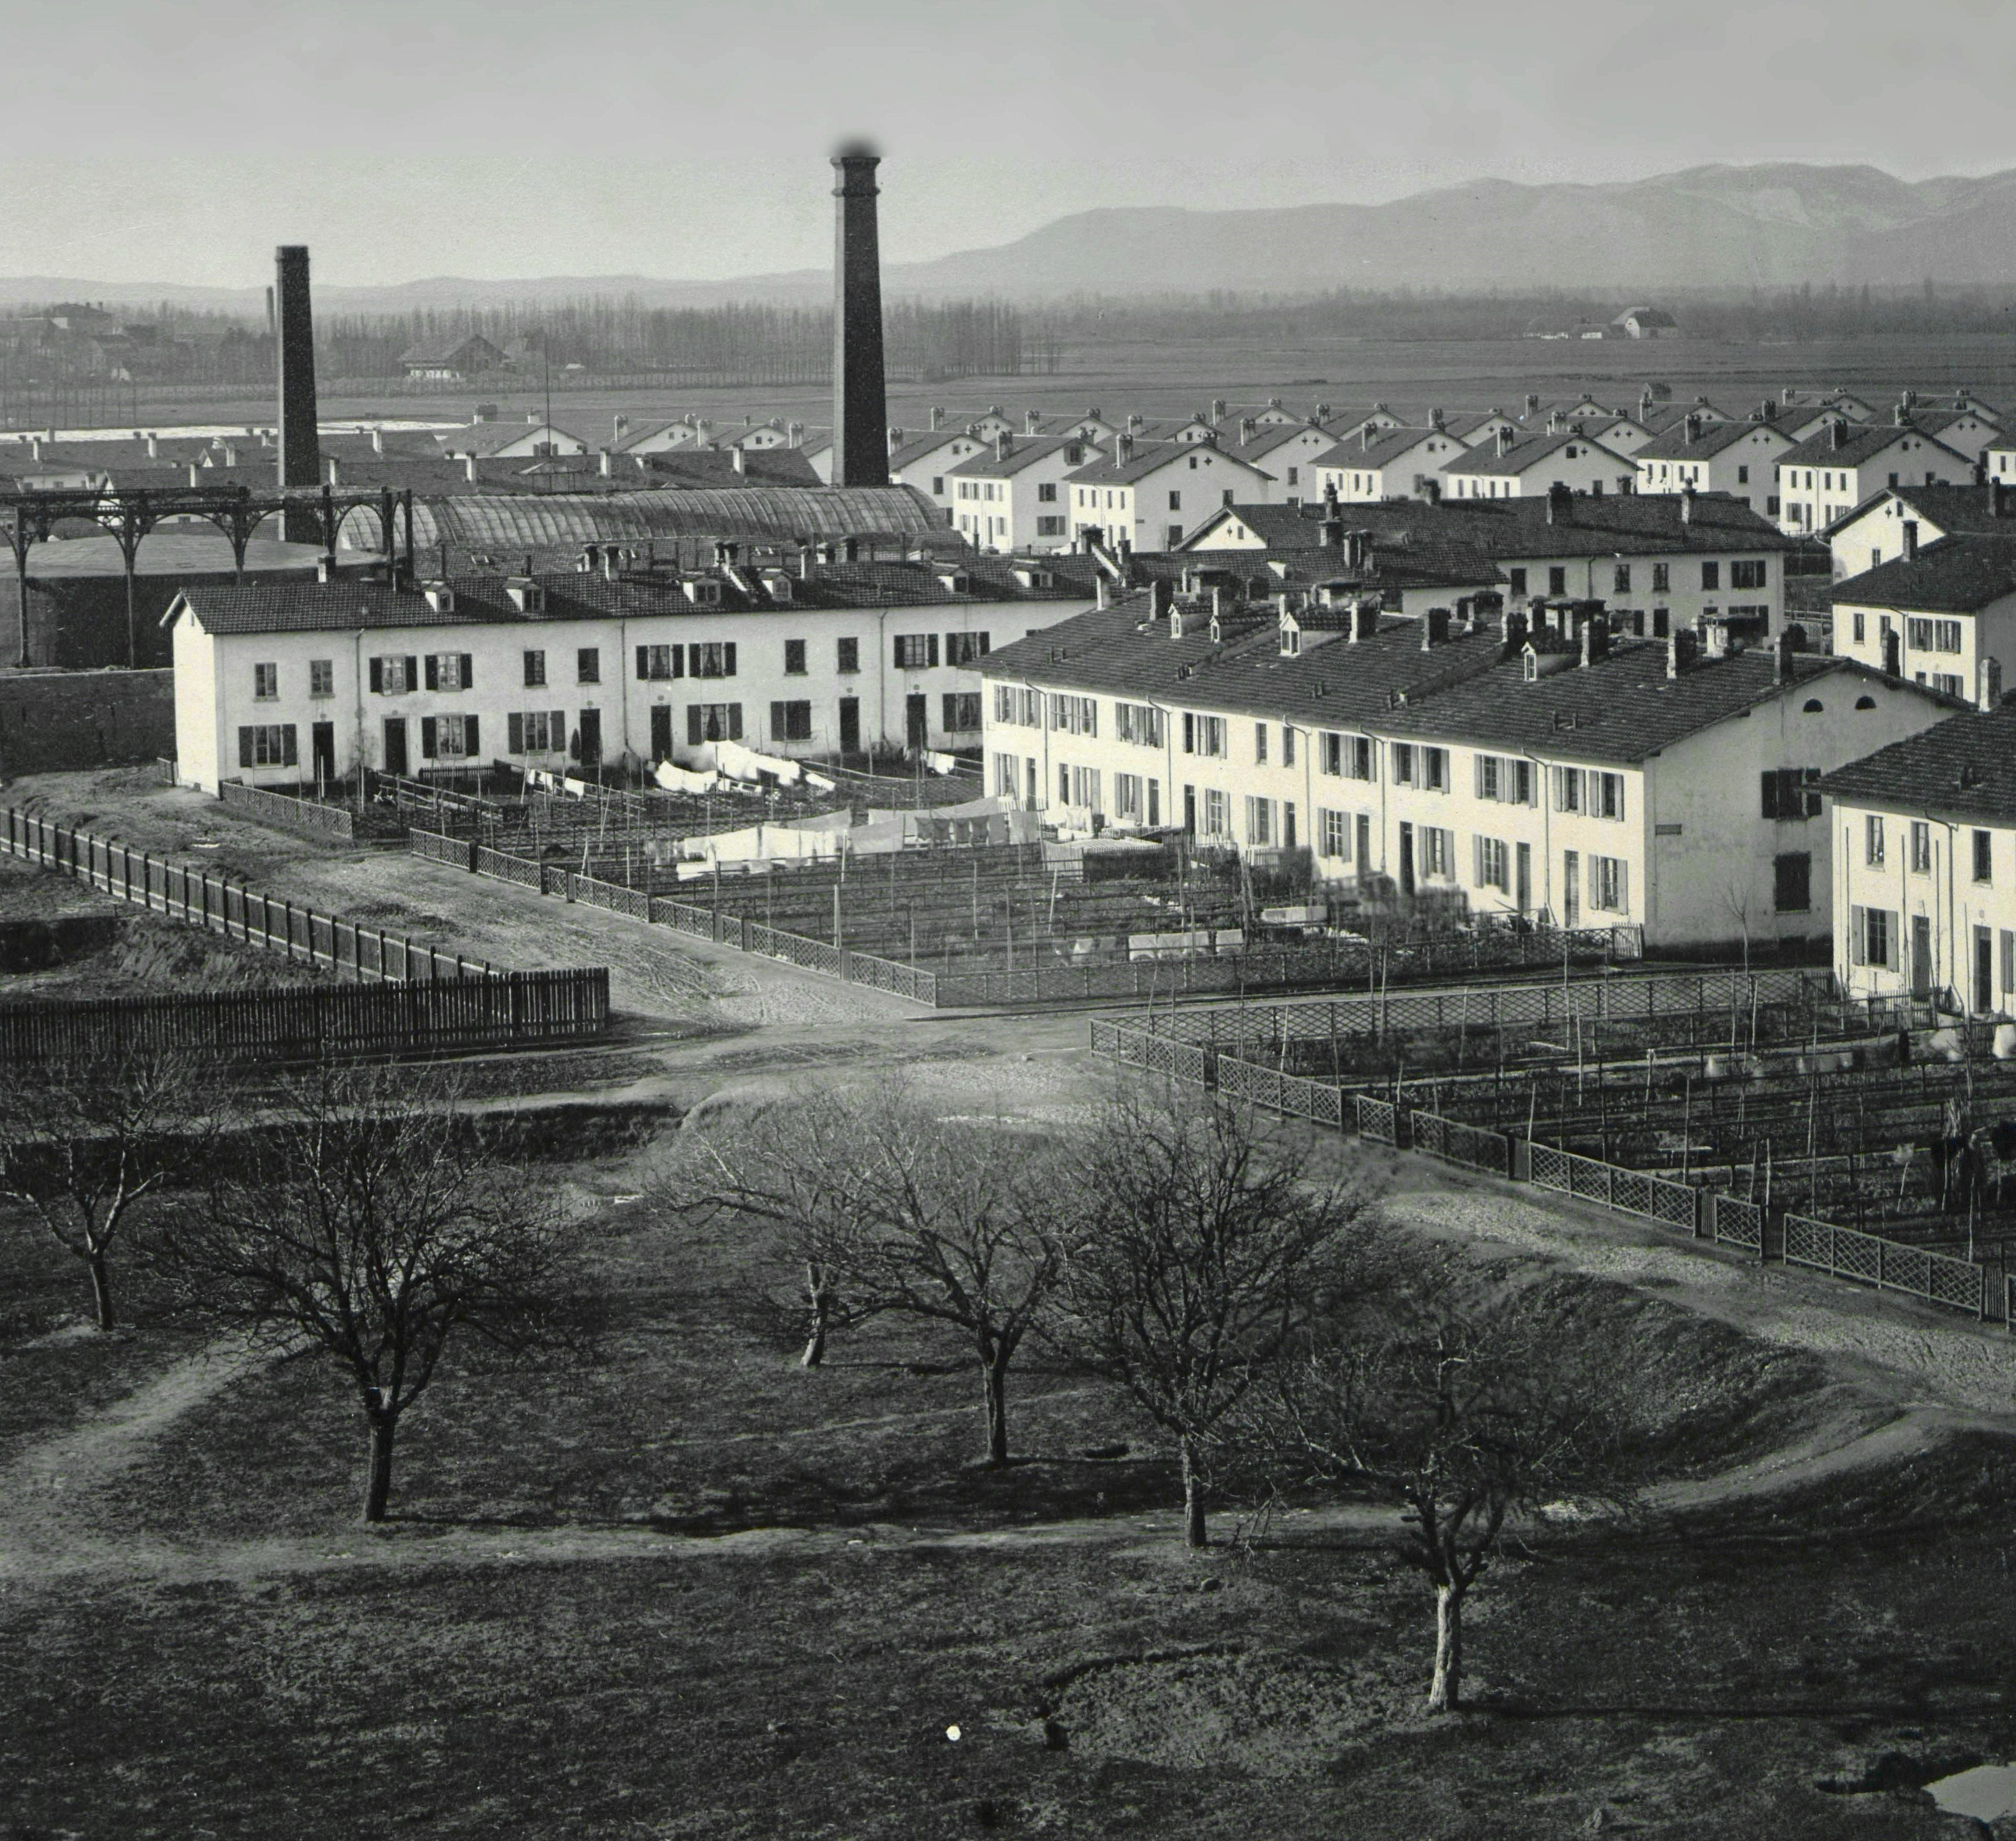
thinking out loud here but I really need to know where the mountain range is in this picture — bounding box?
[9,161,2016,315]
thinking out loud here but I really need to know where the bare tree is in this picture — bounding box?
[669,1084,1068,1466]
[0,1045,210,1332]
[1249,1271,1647,1713]
[157,1065,575,1524]
[667,1092,878,1369]
[1053,1085,1370,1548]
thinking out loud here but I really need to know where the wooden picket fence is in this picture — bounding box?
[0,805,610,1058]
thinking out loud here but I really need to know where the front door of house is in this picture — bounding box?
[382,717,407,778]
[1183,784,1196,834]
[838,696,861,754]
[905,693,928,751]
[311,721,335,788]
[1398,822,1415,897]
[1516,841,1532,914]
[649,705,672,762]
[578,709,602,771]
[1911,914,1933,1000]
[1977,925,1995,1013]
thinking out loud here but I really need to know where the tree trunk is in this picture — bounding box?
[800,1268,829,1368]
[981,1346,1010,1467]
[86,1250,114,1332]
[1427,1581,1464,1713]
[1180,1436,1207,1548]
[363,1411,398,1524]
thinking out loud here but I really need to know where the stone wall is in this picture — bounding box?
[0,669,176,775]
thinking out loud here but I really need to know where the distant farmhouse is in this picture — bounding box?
[400,335,508,381]
[1612,307,1679,340]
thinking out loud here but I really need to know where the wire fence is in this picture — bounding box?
[1090,1010,2007,1329]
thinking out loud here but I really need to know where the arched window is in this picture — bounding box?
[1803,698,1824,713]
[1855,695,1877,710]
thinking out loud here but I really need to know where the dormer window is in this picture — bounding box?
[763,573,794,603]
[1523,650,1539,682]
[937,571,971,595]
[1280,627,1301,657]
[683,578,722,606]
[505,580,545,614]
[423,584,455,615]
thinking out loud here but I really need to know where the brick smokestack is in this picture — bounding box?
[274,245,322,542]
[831,145,889,488]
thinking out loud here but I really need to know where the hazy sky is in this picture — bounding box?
[8,0,2016,286]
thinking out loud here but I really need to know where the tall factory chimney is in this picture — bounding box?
[274,245,322,542]
[831,144,889,488]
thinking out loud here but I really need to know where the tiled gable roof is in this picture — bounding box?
[1633,419,1791,463]
[1777,423,1968,469]
[1064,439,1267,487]
[1817,702,2016,823]
[944,434,1095,480]
[1831,533,2016,613]
[1312,428,1448,471]
[1441,430,1629,477]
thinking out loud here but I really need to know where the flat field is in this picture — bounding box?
[47,329,2016,448]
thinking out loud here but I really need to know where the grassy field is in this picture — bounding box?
[7,1104,2015,1837]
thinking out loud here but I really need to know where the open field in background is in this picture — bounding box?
[20,331,2016,446]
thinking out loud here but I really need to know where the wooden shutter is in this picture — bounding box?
[1849,906,1866,966]
[637,645,650,681]
[723,642,736,676]
[405,657,417,691]
[424,654,439,691]
[942,694,958,732]
[368,656,384,693]
[461,654,474,689]
[977,632,990,655]
[238,727,253,768]
[687,705,701,747]
[770,701,786,740]
[670,646,683,678]
[927,634,940,668]
[282,726,298,768]
[551,710,564,745]
[420,716,438,759]
[1760,771,1780,819]
[464,716,478,757]
[508,713,524,753]
[728,705,743,741]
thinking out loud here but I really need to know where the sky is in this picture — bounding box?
[6,0,2016,288]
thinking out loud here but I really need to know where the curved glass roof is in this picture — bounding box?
[339,487,945,554]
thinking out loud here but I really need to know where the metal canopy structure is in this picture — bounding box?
[341,485,947,563]
[0,483,415,668]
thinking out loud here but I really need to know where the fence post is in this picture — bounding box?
[1876,1238,1885,1295]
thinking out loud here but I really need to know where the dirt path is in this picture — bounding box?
[1383,1183,2016,1418]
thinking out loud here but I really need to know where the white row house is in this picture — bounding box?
[1183,485,1793,644]
[1633,416,1796,520]
[945,433,1099,552]
[979,590,1956,953]
[1819,691,2016,1014]
[1065,438,1274,553]
[1775,420,1974,535]
[1831,534,2016,699]
[1313,427,1470,503]
[1440,428,1637,501]
[167,556,1096,793]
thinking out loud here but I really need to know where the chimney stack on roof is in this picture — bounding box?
[1115,432,1134,465]
[1350,598,1379,643]
[994,431,1012,463]
[1024,409,1041,434]
[464,453,478,484]
[1239,417,1259,445]
[1679,483,1696,523]
[1094,575,1110,611]
[1547,480,1574,525]
[1996,479,2013,520]
[1830,419,1849,450]
[1344,529,1372,571]
[324,454,337,487]
[1320,514,1344,549]
[1773,629,1795,686]
[1704,623,1731,659]
[1430,406,1445,429]
[1422,606,1451,649]
[1684,413,1701,444]
[730,446,747,475]
[1500,603,1528,654]
[1981,655,2003,712]
[1667,628,1698,678]
[830,145,889,488]
[144,431,159,458]
[1524,392,1540,418]
[1904,518,1919,560]
[1496,424,1515,456]
[1149,578,1173,620]
[274,245,322,543]
[1578,607,1610,668]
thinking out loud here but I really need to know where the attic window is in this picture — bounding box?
[1855,695,1877,710]
[763,573,794,602]
[506,581,545,614]
[683,578,721,606]
[423,584,455,615]
[1522,652,1539,682]
[937,571,971,594]
[1802,698,1823,713]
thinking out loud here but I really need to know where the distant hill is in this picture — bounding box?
[7,162,2016,315]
